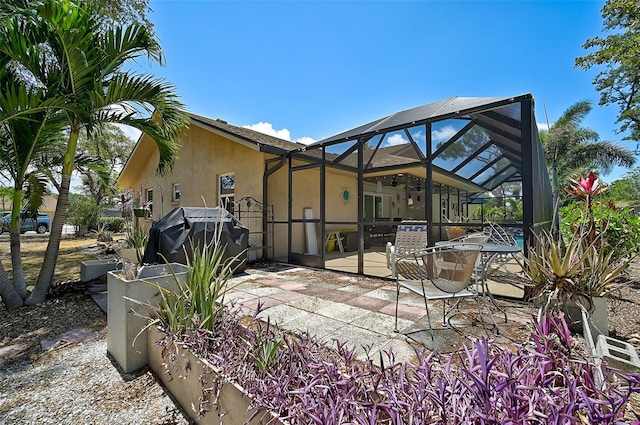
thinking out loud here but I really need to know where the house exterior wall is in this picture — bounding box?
[124,125,266,224]
[266,161,360,258]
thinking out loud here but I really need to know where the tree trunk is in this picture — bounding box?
[0,261,24,310]
[9,231,28,298]
[29,130,79,305]
[8,188,27,298]
[27,173,72,305]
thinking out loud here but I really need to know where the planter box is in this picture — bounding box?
[107,263,188,373]
[117,247,141,264]
[133,208,149,218]
[563,296,609,343]
[148,327,283,425]
[446,228,467,240]
[80,259,122,282]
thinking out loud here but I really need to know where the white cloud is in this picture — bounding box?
[537,122,550,132]
[243,122,316,145]
[243,122,291,140]
[294,136,317,145]
[385,134,409,146]
[432,125,458,143]
[411,130,426,143]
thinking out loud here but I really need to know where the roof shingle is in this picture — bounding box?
[190,113,304,153]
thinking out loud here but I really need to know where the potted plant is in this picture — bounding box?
[107,261,189,373]
[145,233,257,423]
[520,172,634,343]
[446,215,468,240]
[133,207,148,218]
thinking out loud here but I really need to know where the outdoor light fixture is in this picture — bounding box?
[391,176,398,187]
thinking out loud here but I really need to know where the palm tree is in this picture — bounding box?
[0,56,67,309]
[541,100,636,233]
[0,0,187,308]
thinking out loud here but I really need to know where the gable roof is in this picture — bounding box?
[118,112,305,188]
[190,113,304,154]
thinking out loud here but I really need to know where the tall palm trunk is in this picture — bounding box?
[9,232,27,298]
[27,173,71,304]
[27,131,77,305]
[9,189,28,298]
[0,262,23,310]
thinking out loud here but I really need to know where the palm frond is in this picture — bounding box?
[553,100,592,128]
[567,141,636,174]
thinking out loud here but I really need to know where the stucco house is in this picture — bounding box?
[118,94,552,278]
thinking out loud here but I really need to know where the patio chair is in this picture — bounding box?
[393,243,487,346]
[386,222,429,278]
[482,222,526,301]
[484,222,520,246]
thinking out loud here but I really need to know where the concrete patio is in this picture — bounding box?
[226,264,537,364]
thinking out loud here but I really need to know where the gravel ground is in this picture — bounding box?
[0,293,192,425]
[1,260,639,424]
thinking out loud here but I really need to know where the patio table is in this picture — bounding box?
[477,243,522,324]
[435,241,522,332]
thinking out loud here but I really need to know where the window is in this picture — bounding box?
[172,183,181,202]
[364,194,384,220]
[219,172,235,213]
[145,188,153,216]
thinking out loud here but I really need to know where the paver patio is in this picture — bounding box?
[226,264,537,363]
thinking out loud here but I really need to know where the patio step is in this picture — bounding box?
[596,335,640,372]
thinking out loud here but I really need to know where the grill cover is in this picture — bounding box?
[142,207,248,273]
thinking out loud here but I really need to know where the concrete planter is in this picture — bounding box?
[80,259,122,282]
[117,248,140,263]
[446,228,466,240]
[107,263,188,373]
[148,327,283,425]
[563,296,609,343]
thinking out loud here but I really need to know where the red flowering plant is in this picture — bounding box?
[521,172,634,314]
[564,172,607,244]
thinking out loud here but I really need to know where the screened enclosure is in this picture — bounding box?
[265,94,552,277]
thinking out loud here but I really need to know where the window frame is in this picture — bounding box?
[172,183,181,202]
[145,188,154,216]
[219,172,235,213]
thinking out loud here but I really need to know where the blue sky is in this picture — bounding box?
[131,0,638,183]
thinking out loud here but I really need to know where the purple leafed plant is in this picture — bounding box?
[157,306,640,424]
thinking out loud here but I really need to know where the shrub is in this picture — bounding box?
[66,193,100,235]
[561,201,640,262]
[156,310,640,424]
[125,227,149,265]
[97,216,127,233]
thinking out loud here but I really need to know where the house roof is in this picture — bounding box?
[313,96,522,145]
[118,112,305,188]
[190,114,304,154]
[297,94,543,193]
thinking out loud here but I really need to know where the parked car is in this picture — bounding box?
[0,212,51,234]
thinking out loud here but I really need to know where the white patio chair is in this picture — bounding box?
[393,243,493,346]
[484,222,519,246]
[385,222,429,278]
